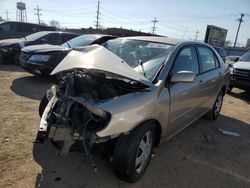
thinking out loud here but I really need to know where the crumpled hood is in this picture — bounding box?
[234,61,250,70]
[51,44,153,87]
[0,38,20,46]
[21,44,70,53]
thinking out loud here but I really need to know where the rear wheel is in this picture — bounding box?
[113,122,155,182]
[205,91,224,120]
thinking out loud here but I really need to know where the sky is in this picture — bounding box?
[0,0,249,46]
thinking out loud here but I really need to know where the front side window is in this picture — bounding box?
[198,47,218,72]
[172,47,199,74]
[41,33,61,44]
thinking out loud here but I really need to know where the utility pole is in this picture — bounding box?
[151,17,158,35]
[5,10,10,20]
[234,13,245,47]
[195,30,199,41]
[182,27,187,39]
[95,1,100,29]
[34,5,42,24]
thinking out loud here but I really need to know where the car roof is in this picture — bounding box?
[117,36,186,45]
[79,34,116,38]
[32,31,78,35]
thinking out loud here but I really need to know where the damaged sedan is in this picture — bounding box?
[36,36,230,182]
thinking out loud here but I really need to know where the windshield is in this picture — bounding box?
[240,51,250,62]
[62,35,100,48]
[24,31,52,41]
[103,39,173,80]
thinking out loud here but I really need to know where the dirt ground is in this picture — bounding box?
[0,64,250,188]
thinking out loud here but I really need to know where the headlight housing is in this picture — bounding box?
[28,55,51,62]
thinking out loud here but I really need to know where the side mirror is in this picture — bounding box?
[233,57,240,62]
[171,71,196,83]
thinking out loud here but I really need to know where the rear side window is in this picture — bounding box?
[198,47,218,72]
[172,47,199,75]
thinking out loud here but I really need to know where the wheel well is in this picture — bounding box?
[221,85,226,96]
[133,119,162,147]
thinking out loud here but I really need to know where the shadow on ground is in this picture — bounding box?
[228,89,250,104]
[33,115,250,188]
[0,64,25,72]
[11,75,53,100]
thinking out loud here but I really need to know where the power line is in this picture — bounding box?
[95,1,101,29]
[151,17,158,35]
[5,10,10,20]
[233,13,247,47]
[34,5,42,24]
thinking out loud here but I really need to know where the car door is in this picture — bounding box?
[167,46,202,135]
[196,45,222,110]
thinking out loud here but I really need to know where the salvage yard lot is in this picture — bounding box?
[0,65,250,188]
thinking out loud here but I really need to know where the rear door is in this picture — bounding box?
[168,46,201,134]
[196,45,222,110]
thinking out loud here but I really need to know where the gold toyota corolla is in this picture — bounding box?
[36,36,230,182]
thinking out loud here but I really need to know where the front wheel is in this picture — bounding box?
[205,92,224,120]
[113,123,155,182]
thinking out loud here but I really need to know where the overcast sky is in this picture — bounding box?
[0,0,249,45]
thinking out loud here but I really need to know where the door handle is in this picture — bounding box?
[199,80,206,87]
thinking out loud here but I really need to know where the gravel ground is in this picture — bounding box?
[0,65,250,188]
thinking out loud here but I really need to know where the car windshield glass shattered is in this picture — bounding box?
[24,31,51,41]
[103,39,173,80]
[62,35,100,48]
[240,52,250,62]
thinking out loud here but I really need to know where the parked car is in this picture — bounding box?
[35,36,230,182]
[225,55,241,67]
[230,51,250,91]
[213,46,226,62]
[19,34,116,75]
[0,31,78,64]
[0,21,57,40]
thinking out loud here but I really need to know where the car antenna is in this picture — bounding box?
[139,60,146,77]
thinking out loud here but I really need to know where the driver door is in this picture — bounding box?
[168,46,202,135]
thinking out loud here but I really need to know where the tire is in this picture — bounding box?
[39,95,49,117]
[113,122,155,182]
[227,85,233,93]
[205,91,224,120]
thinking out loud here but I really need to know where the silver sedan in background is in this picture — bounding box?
[36,36,230,182]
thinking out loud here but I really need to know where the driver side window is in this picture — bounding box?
[172,47,199,75]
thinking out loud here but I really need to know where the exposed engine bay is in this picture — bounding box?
[36,69,148,156]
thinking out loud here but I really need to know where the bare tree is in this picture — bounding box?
[49,20,60,28]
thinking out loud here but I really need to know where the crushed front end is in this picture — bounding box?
[36,69,147,156]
